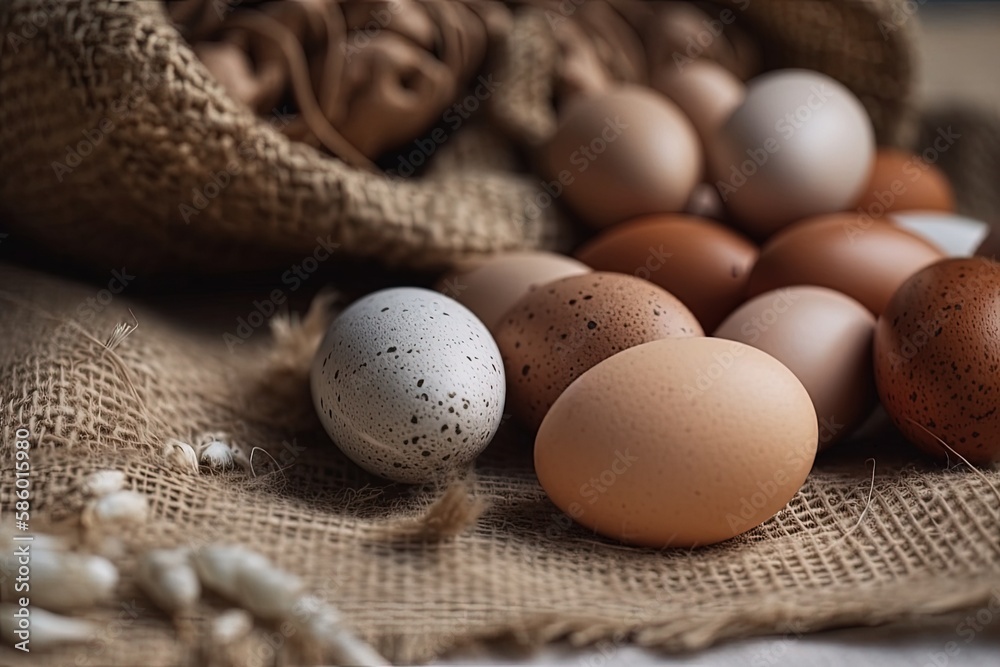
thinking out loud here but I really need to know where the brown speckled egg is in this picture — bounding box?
[496,272,703,431]
[874,258,1000,465]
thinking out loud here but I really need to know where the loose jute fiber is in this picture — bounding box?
[2,0,1000,665]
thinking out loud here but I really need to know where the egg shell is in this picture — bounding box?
[683,183,727,221]
[715,286,876,449]
[653,59,745,144]
[574,214,758,331]
[708,69,875,238]
[889,211,991,257]
[496,272,702,431]
[435,252,591,333]
[748,213,946,315]
[310,288,505,483]
[854,148,955,215]
[874,258,1000,465]
[539,85,701,229]
[535,337,818,548]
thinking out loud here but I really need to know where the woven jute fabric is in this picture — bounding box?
[1,261,999,666]
[0,0,916,275]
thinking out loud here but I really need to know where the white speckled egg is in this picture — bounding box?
[310,288,506,483]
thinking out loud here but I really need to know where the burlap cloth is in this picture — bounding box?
[2,0,1000,665]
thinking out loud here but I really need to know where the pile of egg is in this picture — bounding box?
[310,61,1000,549]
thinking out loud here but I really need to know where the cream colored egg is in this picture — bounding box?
[535,337,817,548]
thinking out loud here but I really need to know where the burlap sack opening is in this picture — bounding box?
[0,0,916,275]
[3,1,1000,666]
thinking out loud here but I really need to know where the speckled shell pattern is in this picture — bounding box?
[874,258,1000,465]
[496,272,703,431]
[310,288,506,483]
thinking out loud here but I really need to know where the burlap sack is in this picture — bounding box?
[0,0,916,275]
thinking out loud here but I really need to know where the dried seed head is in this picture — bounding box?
[296,597,388,666]
[1,550,118,612]
[1,605,99,649]
[82,470,126,497]
[162,439,199,475]
[83,490,149,529]
[192,545,270,601]
[211,608,253,645]
[192,546,302,620]
[137,549,200,614]
[237,561,304,620]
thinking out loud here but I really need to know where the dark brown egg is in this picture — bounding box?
[748,213,945,315]
[574,214,758,331]
[874,258,1000,465]
[495,272,702,431]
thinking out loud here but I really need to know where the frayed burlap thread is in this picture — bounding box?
[1,263,998,665]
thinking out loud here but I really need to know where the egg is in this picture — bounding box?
[496,272,702,431]
[539,85,701,229]
[574,214,758,331]
[652,59,745,143]
[683,183,726,221]
[874,258,1000,465]
[748,213,946,315]
[435,252,591,333]
[854,148,955,216]
[715,286,876,448]
[888,211,991,257]
[310,288,505,483]
[535,337,818,548]
[708,69,875,238]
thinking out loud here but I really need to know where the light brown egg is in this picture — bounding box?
[854,148,955,217]
[875,257,1000,465]
[539,85,701,229]
[653,59,745,144]
[748,213,946,315]
[574,214,758,331]
[715,286,876,449]
[535,337,818,548]
[708,70,875,239]
[496,272,702,431]
[435,252,591,333]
